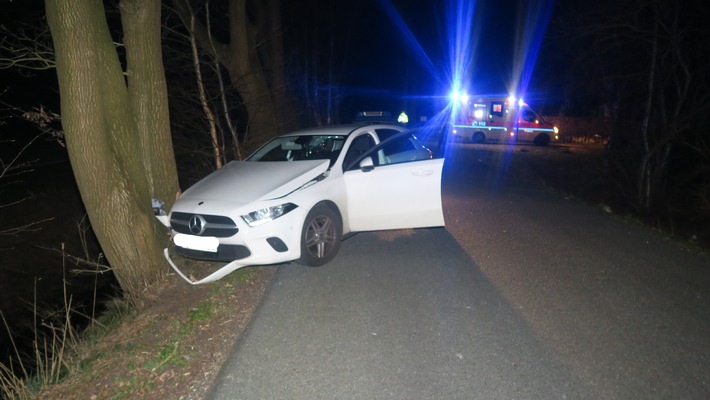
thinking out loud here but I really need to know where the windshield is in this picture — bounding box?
[248,135,347,166]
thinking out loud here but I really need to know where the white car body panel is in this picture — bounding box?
[344,158,445,231]
[179,159,329,204]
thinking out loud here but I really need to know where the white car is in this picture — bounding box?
[162,123,445,284]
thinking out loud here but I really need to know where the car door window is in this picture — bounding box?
[522,108,536,123]
[358,133,432,168]
[343,134,376,170]
[373,128,402,142]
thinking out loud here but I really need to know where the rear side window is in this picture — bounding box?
[491,101,505,117]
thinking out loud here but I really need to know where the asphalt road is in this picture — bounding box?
[210,143,710,399]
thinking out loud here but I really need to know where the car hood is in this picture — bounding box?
[177,160,330,207]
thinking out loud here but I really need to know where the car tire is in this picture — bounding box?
[533,133,551,146]
[472,132,486,143]
[298,204,342,267]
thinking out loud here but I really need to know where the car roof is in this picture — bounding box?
[279,124,405,137]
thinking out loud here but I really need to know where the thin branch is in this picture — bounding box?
[0,218,55,236]
[0,133,43,180]
[0,23,55,72]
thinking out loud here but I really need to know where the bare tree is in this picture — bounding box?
[161,1,246,177]
[556,0,710,227]
[172,0,292,153]
[0,135,54,237]
[45,0,180,304]
[0,23,55,72]
[281,0,361,126]
[0,98,57,238]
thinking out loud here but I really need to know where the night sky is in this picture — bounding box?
[327,0,531,100]
[275,0,552,121]
[0,0,563,142]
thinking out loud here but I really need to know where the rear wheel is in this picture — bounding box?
[472,132,486,143]
[533,133,551,146]
[298,205,342,267]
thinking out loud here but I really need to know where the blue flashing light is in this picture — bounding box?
[450,90,469,103]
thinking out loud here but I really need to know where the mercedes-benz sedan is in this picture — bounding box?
[163,123,445,284]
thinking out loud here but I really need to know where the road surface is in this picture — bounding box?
[210,143,710,399]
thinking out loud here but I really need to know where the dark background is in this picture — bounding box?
[2,0,710,375]
[0,0,562,368]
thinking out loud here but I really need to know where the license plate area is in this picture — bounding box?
[173,233,219,253]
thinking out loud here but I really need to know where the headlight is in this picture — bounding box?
[241,203,297,227]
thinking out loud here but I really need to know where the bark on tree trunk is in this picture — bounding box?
[172,0,281,154]
[120,0,180,210]
[227,0,278,153]
[46,0,171,305]
[256,0,298,131]
[638,16,658,213]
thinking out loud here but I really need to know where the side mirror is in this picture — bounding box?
[358,156,374,172]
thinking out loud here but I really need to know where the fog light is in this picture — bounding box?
[266,237,288,252]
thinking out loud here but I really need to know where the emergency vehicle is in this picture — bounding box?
[450,95,559,145]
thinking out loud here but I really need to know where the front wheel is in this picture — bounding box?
[298,205,342,267]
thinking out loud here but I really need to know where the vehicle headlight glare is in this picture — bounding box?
[242,203,297,227]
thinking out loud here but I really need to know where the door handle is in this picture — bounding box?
[412,169,433,176]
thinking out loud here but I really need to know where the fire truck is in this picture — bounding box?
[450,95,559,146]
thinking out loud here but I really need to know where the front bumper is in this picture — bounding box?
[174,242,251,262]
[163,238,298,285]
[165,206,306,284]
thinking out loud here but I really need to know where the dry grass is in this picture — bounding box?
[30,262,275,400]
[0,244,85,400]
[0,245,275,400]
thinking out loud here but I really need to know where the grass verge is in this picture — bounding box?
[1,261,274,400]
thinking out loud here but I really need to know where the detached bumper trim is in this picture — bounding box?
[164,248,250,285]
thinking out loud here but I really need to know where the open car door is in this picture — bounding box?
[343,132,445,232]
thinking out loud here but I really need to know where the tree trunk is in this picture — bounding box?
[172,0,282,154]
[257,0,298,131]
[46,0,172,305]
[120,0,180,210]
[638,12,658,213]
[226,0,278,153]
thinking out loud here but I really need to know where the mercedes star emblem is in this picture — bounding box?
[188,215,207,235]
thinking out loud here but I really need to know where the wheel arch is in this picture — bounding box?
[472,131,486,143]
[298,200,344,267]
[309,200,343,230]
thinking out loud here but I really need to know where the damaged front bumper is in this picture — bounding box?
[156,199,247,285]
[154,198,294,285]
[163,248,251,285]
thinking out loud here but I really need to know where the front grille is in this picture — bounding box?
[170,212,238,237]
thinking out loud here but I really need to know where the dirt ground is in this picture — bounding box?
[34,263,276,400]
